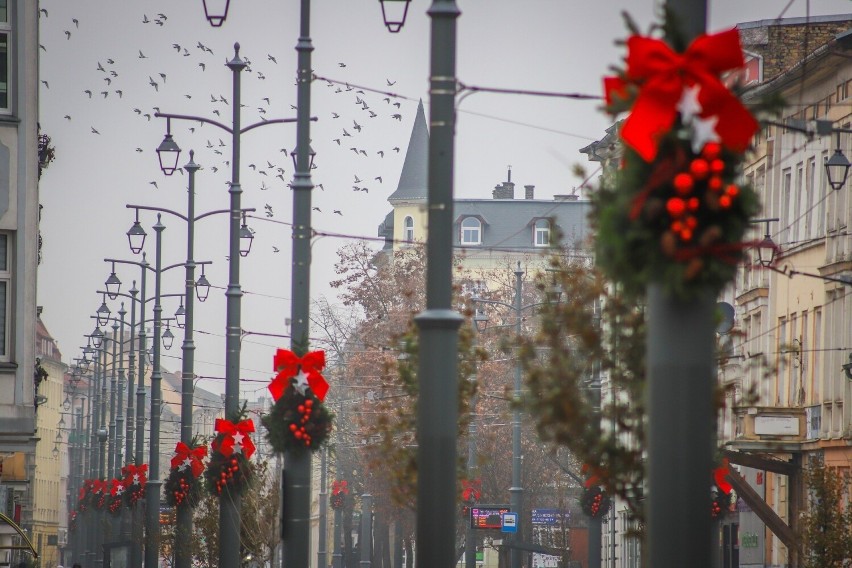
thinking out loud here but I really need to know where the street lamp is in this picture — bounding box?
[90,326,104,349]
[824,132,851,190]
[156,118,181,176]
[195,267,211,303]
[127,211,147,254]
[96,294,111,327]
[161,321,174,351]
[105,263,122,300]
[751,217,779,268]
[239,211,254,256]
[202,0,231,27]
[174,298,186,329]
[378,0,412,33]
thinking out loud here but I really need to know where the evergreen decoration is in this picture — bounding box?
[581,486,611,519]
[593,11,777,299]
[204,405,255,497]
[330,480,349,510]
[122,463,148,508]
[263,348,334,455]
[165,439,207,508]
[107,478,126,516]
[69,510,78,532]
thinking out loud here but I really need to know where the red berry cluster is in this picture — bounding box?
[581,486,611,519]
[665,143,738,245]
[126,485,145,507]
[108,495,123,515]
[213,457,241,495]
[288,399,315,447]
[172,477,192,505]
[590,492,604,515]
[96,492,107,510]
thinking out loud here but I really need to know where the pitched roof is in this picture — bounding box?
[388,100,429,202]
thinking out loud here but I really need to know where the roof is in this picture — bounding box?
[453,198,592,251]
[388,100,429,202]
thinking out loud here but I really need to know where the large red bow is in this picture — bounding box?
[269,348,329,402]
[122,463,148,487]
[605,28,757,162]
[109,478,126,497]
[214,418,256,459]
[714,458,732,494]
[171,441,208,478]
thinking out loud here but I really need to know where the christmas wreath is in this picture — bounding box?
[712,458,733,519]
[122,463,148,508]
[93,479,108,510]
[581,486,611,519]
[107,478,126,516]
[330,480,349,510]
[262,348,333,454]
[594,14,770,300]
[78,479,95,513]
[165,439,207,508]
[69,510,79,532]
[204,409,255,497]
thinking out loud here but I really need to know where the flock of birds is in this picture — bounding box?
[39,4,414,258]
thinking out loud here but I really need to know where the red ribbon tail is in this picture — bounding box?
[308,372,329,402]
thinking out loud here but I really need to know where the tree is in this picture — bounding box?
[160,457,280,568]
[800,459,852,568]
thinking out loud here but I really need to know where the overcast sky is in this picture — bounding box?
[37,0,852,400]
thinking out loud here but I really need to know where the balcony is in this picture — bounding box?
[731,406,807,451]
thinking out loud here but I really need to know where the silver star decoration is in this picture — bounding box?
[133,473,141,485]
[180,457,192,471]
[677,84,702,124]
[292,370,310,396]
[691,114,720,154]
[232,431,245,446]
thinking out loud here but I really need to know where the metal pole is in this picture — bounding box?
[510,262,523,568]
[96,423,108,568]
[176,152,199,568]
[646,3,711,567]
[416,2,463,568]
[108,321,118,477]
[126,285,137,464]
[145,216,165,568]
[318,446,328,568]
[133,261,148,568]
[359,494,372,568]
[332,506,343,568]
[283,2,314,566]
[116,304,127,475]
[220,44,246,568]
[86,358,97,568]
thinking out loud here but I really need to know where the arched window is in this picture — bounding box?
[403,216,414,242]
[534,219,551,246]
[461,217,482,245]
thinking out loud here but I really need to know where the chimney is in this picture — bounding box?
[524,185,535,200]
[492,181,515,199]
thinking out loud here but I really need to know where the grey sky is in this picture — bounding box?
[36,1,852,399]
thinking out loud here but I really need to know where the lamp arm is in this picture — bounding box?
[155,112,233,135]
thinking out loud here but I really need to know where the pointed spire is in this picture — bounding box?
[388,99,429,202]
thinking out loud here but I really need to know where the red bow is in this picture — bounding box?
[171,441,208,478]
[605,29,757,162]
[714,458,732,494]
[214,418,256,459]
[109,478,125,497]
[269,348,329,402]
[331,480,349,495]
[123,463,148,487]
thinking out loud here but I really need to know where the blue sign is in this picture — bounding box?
[531,508,568,525]
[501,512,518,533]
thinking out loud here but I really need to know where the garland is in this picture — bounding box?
[262,348,333,455]
[204,410,255,497]
[122,463,148,508]
[69,510,78,532]
[581,486,611,519]
[594,16,767,300]
[165,440,207,508]
[78,479,95,513]
[93,479,107,510]
[330,480,349,510]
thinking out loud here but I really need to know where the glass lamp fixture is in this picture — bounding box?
[379,0,412,33]
[105,263,122,299]
[156,118,181,176]
[127,211,147,254]
[825,148,851,190]
[174,299,186,329]
[162,321,175,351]
[203,0,231,27]
[196,268,211,303]
[239,212,254,257]
[290,145,316,171]
[96,295,111,327]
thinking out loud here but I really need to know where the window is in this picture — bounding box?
[0,233,9,360]
[533,219,550,247]
[403,216,414,242]
[460,217,481,245]
[0,1,9,112]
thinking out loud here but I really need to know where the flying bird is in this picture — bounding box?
[333,210,343,216]
[338,62,346,67]
[333,139,340,145]
[63,115,71,120]
[375,176,383,183]
[103,77,112,85]
[39,8,48,17]
[149,78,158,91]
[392,114,402,121]
[83,90,92,98]
[142,14,150,23]
[262,97,270,104]
[158,13,168,20]
[139,50,147,59]
[331,112,339,119]
[393,147,400,152]
[116,90,123,98]
[73,18,79,28]
[100,91,108,98]
[159,73,167,83]
[107,58,114,64]
[273,246,280,253]
[40,80,48,89]
[172,43,181,51]
[64,30,71,39]
[143,114,152,121]
[136,148,143,153]
[342,129,351,137]
[97,62,105,72]
[268,54,277,63]
[353,121,362,132]
[91,127,100,134]
[312,207,321,212]
[354,175,361,183]
[377,150,384,157]
[386,79,396,86]
[316,184,324,191]
[369,111,377,118]
[149,181,158,188]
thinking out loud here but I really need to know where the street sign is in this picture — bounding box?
[531,553,560,568]
[501,512,518,533]
[470,505,510,530]
[531,508,569,525]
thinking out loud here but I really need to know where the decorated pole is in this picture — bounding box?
[596,4,763,566]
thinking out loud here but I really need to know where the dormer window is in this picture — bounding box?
[534,218,551,247]
[461,217,482,245]
[403,216,414,242]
